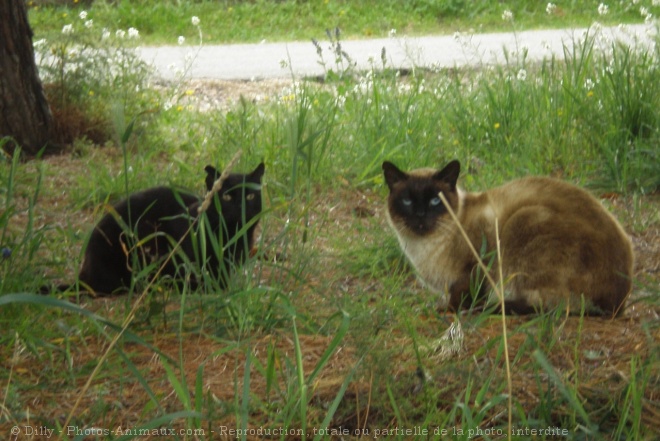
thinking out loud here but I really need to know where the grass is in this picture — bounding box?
[2,1,660,440]
[28,0,660,45]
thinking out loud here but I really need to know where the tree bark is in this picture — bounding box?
[0,0,55,156]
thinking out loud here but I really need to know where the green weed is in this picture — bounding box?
[2,2,659,439]
[28,0,659,45]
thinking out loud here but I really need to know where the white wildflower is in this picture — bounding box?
[84,20,93,29]
[389,28,397,38]
[597,3,609,16]
[62,24,74,35]
[640,6,650,17]
[128,27,139,39]
[33,39,47,49]
[605,60,614,75]
[177,35,185,45]
[79,11,88,20]
[116,29,126,39]
[101,28,110,40]
[546,3,557,15]
[584,78,595,90]
[502,10,514,22]
[192,16,200,26]
[517,68,527,81]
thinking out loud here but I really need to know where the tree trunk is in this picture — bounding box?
[0,0,55,156]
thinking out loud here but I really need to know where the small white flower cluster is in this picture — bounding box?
[278,81,305,104]
[502,10,514,22]
[352,71,374,98]
[452,31,475,51]
[62,11,140,41]
[114,28,139,39]
[61,11,93,33]
[639,6,654,24]
[584,78,595,90]
[79,10,93,28]
[597,3,609,16]
[546,3,557,15]
[177,16,202,46]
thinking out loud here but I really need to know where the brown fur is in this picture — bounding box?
[382,160,634,317]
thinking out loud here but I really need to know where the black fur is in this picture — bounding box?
[70,162,265,295]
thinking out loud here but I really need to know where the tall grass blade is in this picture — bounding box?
[532,349,595,432]
[292,316,308,440]
[240,347,252,441]
[161,359,191,410]
[312,358,362,441]
[306,310,350,385]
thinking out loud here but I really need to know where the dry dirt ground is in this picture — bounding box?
[2,79,659,439]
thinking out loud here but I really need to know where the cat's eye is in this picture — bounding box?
[246,193,255,201]
[222,194,232,201]
[430,197,441,206]
[402,198,412,206]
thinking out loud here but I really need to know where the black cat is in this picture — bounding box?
[70,162,265,295]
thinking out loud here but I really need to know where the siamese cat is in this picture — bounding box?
[70,162,265,295]
[382,159,633,317]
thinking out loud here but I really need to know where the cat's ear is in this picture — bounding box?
[249,162,265,181]
[204,165,220,191]
[434,160,460,189]
[382,161,408,190]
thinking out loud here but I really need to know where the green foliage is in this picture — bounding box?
[29,0,659,44]
[0,148,49,294]
[3,2,659,439]
[32,9,157,147]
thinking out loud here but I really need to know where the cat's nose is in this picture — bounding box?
[415,210,425,217]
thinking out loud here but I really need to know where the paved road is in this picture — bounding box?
[137,24,652,81]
